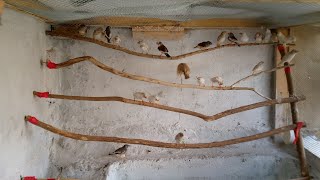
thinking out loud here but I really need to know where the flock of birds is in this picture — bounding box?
[75,25,299,157]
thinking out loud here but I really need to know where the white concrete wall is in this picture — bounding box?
[0,9,61,179]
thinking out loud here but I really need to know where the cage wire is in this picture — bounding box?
[4,0,320,27]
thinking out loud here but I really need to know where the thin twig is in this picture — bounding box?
[25,116,300,149]
[34,91,305,122]
[46,31,295,61]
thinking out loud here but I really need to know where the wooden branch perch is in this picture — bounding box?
[25,116,301,149]
[46,31,294,61]
[50,56,253,91]
[34,91,305,122]
[230,64,295,87]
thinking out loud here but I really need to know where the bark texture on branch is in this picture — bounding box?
[25,116,300,149]
[33,91,305,122]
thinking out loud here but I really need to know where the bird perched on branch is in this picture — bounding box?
[177,63,191,79]
[175,132,184,144]
[194,41,212,49]
[228,32,240,46]
[252,61,264,74]
[239,32,249,43]
[217,31,227,47]
[113,35,121,45]
[263,29,271,43]
[93,27,104,39]
[147,91,164,104]
[211,76,223,87]
[286,35,296,44]
[133,92,147,101]
[109,144,129,158]
[277,49,298,66]
[105,26,111,43]
[137,40,149,54]
[157,42,170,57]
[271,33,278,43]
[196,76,205,86]
[78,24,88,36]
[255,32,263,43]
[277,32,287,44]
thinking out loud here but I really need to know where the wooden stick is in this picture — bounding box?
[230,64,295,87]
[46,31,294,61]
[284,62,309,177]
[52,56,253,91]
[24,116,300,149]
[34,91,305,122]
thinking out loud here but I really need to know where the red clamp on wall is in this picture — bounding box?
[293,122,304,144]
[22,176,36,180]
[26,116,39,125]
[46,60,57,69]
[34,91,49,98]
[277,44,286,59]
[284,66,291,74]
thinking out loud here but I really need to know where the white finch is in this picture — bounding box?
[175,132,184,144]
[137,40,149,54]
[255,32,263,43]
[277,49,298,66]
[211,76,223,86]
[271,33,278,43]
[147,91,163,104]
[252,61,264,74]
[263,29,271,43]
[239,32,249,43]
[277,32,287,44]
[113,35,121,45]
[93,27,104,39]
[133,92,147,101]
[217,31,227,46]
[109,144,129,158]
[196,76,205,86]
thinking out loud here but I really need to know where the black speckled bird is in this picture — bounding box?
[194,41,212,49]
[228,32,240,47]
[157,42,170,57]
[105,26,111,43]
[109,144,130,158]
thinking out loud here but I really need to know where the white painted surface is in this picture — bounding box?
[0,9,61,179]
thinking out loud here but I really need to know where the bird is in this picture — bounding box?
[196,76,205,86]
[78,24,88,36]
[277,32,287,44]
[255,32,263,43]
[133,92,147,101]
[271,33,278,43]
[177,63,190,79]
[113,35,121,45]
[137,40,149,54]
[175,132,184,144]
[194,41,212,49]
[239,32,249,43]
[228,32,240,46]
[211,76,223,86]
[252,61,264,74]
[147,91,163,104]
[277,49,298,66]
[93,27,104,39]
[157,42,170,57]
[109,144,129,158]
[263,29,271,43]
[286,35,296,44]
[105,26,112,43]
[217,31,227,47]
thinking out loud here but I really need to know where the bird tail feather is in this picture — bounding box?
[165,53,171,57]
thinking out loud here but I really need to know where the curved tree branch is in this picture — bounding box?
[50,56,253,91]
[46,31,294,61]
[33,91,305,122]
[25,116,300,149]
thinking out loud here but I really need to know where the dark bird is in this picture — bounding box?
[177,63,191,79]
[105,26,111,43]
[157,42,170,57]
[228,32,240,47]
[194,41,212,49]
[109,144,130,158]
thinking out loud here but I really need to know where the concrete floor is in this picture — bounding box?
[1,8,318,180]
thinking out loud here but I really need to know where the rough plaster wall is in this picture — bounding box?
[43,28,300,179]
[0,9,62,179]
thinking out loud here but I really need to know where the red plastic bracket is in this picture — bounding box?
[293,122,304,144]
[34,91,49,98]
[284,66,291,74]
[26,116,39,125]
[22,176,36,180]
[46,60,57,69]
